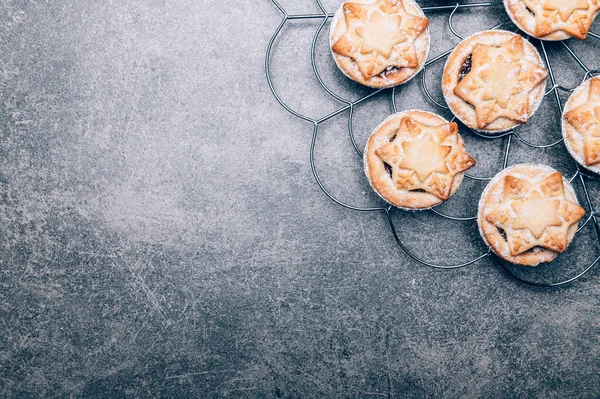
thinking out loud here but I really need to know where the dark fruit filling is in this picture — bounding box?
[382,66,399,76]
[458,54,472,82]
[497,227,507,241]
[384,162,393,177]
[525,5,535,17]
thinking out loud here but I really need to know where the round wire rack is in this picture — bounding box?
[266,0,600,287]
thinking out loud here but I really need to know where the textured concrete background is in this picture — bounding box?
[1,0,600,397]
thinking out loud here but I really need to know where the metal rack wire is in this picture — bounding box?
[266,0,600,286]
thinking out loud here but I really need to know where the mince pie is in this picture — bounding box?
[478,164,585,266]
[364,110,476,209]
[442,30,548,133]
[504,0,600,41]
[563,76,600,174]
[329,0,430,88]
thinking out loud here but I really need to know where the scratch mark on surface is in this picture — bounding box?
[114,259,169,323]
[166,369,237,380]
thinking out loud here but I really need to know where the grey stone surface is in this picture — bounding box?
[1,0,600,397]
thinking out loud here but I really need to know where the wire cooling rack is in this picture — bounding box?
[266,0,600,287]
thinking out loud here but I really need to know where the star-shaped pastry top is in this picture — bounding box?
[564,78,600,166]
[332,0,429,79]
[453,35,548,130]
[521,0,600,39]
[485,172,585,256]
[375,117,475,200]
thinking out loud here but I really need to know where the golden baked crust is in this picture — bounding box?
[329,0,430,88]
[442,30,548,133]
[477,164,585,266]
[364,110,475,209]
[504,0,600,41]
[563,77,600,174]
